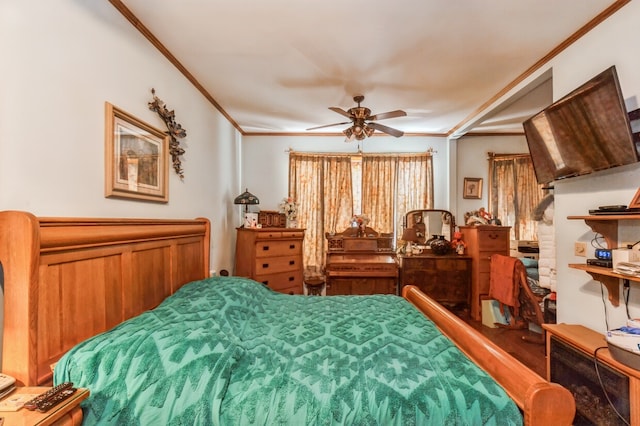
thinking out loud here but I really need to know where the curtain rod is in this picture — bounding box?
[286,147,436,157]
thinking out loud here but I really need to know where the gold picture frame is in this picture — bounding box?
[463,177,482,199]
[105,102,169,202]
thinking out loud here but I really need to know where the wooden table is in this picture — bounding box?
[0,387,89,426]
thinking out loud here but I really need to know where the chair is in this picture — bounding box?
[489,254,549,343]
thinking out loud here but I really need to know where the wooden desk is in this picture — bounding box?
[325,226,397,295]
[0,387,89,426]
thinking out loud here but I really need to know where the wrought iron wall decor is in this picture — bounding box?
[148,88,187,179]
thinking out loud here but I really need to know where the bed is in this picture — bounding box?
[0,211,575,425]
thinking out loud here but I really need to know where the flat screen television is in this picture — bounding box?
[523,66,638,184]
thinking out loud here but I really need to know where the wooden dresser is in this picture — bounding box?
[325,226,398,295]
[459,225,511,320]
[399,253,471,311]
[234,227,304,294]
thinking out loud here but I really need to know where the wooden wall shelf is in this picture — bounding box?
[568,215,640,306]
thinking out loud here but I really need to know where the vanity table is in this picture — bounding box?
[399,209,470,311]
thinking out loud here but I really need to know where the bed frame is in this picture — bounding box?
[0,210,574,425]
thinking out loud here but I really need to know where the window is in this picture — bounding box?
[488,153,544,241]
[289,151,433,275]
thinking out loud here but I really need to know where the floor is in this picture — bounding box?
[461,316,547,378]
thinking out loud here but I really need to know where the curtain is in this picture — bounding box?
[488,153,543,240]
[394,154,433,231]
[289,151,432,276]
[289,153,352,277]
[362,155,396,233]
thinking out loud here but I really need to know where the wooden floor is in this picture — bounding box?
[461,317,547,378]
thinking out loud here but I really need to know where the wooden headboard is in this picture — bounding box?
[0,210,210,386]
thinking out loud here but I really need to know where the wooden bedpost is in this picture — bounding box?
[0,211,40,386]
[402,285,575,426]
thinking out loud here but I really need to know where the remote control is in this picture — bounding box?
[24,382,73,410]
[36,388,76,412]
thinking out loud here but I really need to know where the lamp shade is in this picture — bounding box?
[401,228,419,243]
[234,188,259,206]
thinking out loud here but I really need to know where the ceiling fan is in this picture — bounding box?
[307,95,406,141]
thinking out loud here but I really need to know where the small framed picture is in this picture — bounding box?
[463,178,482,199]
[105,102,169,202]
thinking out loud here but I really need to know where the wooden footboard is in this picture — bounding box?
[0,210,210,386]
[402,285,575,426]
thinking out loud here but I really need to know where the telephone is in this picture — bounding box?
[0,374,16,399]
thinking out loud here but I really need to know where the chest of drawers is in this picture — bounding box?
[234,227,305,294]
[399,254,471,310]
[459,225,511,320]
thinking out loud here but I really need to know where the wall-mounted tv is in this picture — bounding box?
[523,66,638,184]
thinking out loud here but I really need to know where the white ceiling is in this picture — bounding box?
[113,0,625,137]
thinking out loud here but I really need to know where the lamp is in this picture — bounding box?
[234,188,259,214]
[401,228,419,243]
[401,227,419,254]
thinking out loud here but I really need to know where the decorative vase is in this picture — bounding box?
[430,235,451,255]
[286,218,298,228]
[425,234,439,246]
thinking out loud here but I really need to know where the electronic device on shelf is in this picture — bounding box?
[587,258,613,268]
[588,206,640,215]
[595,248,613,260]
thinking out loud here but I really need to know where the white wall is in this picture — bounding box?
[524,1,640,332]
[0,1,240,366]
[454,135,529,226]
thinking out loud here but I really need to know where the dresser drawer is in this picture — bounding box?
[255,270,303,293]
[255,240,302,257]
[255,230,304,240]
[477,230,509,251]
[254,255,302,274]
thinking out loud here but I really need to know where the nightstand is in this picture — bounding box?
[0,386,89,426]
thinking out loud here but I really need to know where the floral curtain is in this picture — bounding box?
[488,153,543,240]
[394,154,434,231]
[289,152,352,277]
[289,151,433,276]
[362,153,433,233]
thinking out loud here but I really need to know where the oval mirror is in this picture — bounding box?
[403,209,455,244]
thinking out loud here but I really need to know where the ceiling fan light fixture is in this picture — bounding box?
[363,125,375,138]
[344,127,354,139]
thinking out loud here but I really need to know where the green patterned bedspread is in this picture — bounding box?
[54,277,522,425]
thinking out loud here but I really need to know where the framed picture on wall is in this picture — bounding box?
[463,177,482,199]
[105,102,169,202]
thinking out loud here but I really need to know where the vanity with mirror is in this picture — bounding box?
[399,209,471,312]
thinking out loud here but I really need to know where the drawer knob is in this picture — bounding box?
[290,244,295,249]
[289,260,295,265]
[289,276,294,281]
[262,246,270,251]
[262,263,269,268]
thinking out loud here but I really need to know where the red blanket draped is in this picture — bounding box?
[489,254,522,316]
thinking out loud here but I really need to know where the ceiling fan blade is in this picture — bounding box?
[306,121,351,131]
[367,110,407,121]
[367,122,404,138]
[329,107,353,119]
